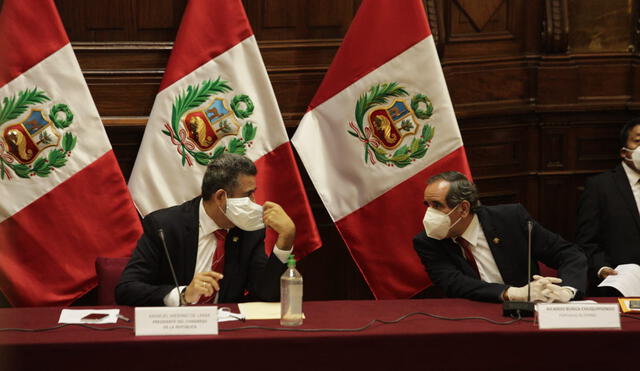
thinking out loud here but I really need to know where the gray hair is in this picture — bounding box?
[201,153,257,200]
[427,171,480,211]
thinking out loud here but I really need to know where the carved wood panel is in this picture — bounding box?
[461,122,530,176]
[243,0,360,40]
[539,175,574,239]
[540,126,569,170]
[573,120,624,170]
[443,0,529,58]
[568,0,633,53]
[55,0,187,41]
[454,0,508,34]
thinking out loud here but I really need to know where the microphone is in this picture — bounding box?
[502,220,535,317]
[527,220,532,302]
[158,229,183,306]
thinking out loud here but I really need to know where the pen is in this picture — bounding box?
[117,314,131,322]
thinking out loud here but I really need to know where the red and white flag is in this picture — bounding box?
[128,0,321,257]
[292,0,471,299]
[0,0,142,306]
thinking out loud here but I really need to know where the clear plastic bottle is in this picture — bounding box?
[280,254,303,326]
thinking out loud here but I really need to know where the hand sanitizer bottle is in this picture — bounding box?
[280,254,303,326]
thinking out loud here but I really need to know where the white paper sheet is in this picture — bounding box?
[58,309,120,324]
[237,302,281,320]
[598,263,640,297]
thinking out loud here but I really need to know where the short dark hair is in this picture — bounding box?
[620,118,640,148]
[201,153,257,200]
[427,171,480,210]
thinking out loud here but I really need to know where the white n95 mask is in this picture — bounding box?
[623,147,640,169]
[423,204,461,240]
[224,197,265,231]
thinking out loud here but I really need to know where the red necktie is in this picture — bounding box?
[211,229,227,273]
[457,237,480,277]
[198,229,227,304]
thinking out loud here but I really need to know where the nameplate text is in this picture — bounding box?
[135,306,218,336]
[537,303,620,330]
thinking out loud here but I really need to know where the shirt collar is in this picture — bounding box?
[457,214,480,247]
[622,161,640,186]
[199,199,222,235]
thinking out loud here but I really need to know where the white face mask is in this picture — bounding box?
[623,147,640,169]
[223,196,265,231]
[423,203,462,240]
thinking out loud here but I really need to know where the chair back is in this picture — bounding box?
[95,257,130,305]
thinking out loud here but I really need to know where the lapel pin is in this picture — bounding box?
[232,236,239,243]
[492,237,501,245]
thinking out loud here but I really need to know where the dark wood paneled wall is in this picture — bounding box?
[8,0,636,301]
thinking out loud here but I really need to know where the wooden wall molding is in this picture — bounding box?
[425,0,446,55]
[543,0,569,53]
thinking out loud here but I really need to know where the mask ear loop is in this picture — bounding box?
[217,191,228,216]
[445,203,460,216]
[622,147,640,165]
[447,203,464,231]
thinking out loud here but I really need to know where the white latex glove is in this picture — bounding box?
[507,280,546,302]
[532,275,563,285]
[541,283,574,303]
[506,276,563,302]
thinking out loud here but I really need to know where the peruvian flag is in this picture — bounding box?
[292,0,471,299]
[0,0,142,306]
[128,0,321,257]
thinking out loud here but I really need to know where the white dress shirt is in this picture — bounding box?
[163,200,291,306]
[455,214,505,284]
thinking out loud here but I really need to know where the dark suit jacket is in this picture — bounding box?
[413,204,587,302]
[116,197,287,306]
[576,164,640,285]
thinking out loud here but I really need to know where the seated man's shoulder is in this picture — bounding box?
[482,203,526,216]
[586,166,619,187]
[480,204,532,229]
[412,230,430,246]
[413,230,427,240]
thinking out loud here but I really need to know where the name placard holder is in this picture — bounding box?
[135,306,218,336]
[537,303,620,330]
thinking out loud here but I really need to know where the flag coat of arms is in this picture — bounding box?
[128,0,321,257]
[0,0,142,306]
[292,0,471,299]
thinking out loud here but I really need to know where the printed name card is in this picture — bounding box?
[537,303,620,330]
[135,306,218,336]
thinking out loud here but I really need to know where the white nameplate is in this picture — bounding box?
[537,303,620,330]
[135,306,218,336]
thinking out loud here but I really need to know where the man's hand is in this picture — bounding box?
[532,275,563,285]
[541,283,573,303]
[506,276,563,302]
[183,271,223,304]
[598,267,618,280]
[507,280,546,302]
[263,201,295,250]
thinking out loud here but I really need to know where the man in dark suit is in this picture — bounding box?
[576,119,640,295]
[116,153,295,306]
[413,171,587,303]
